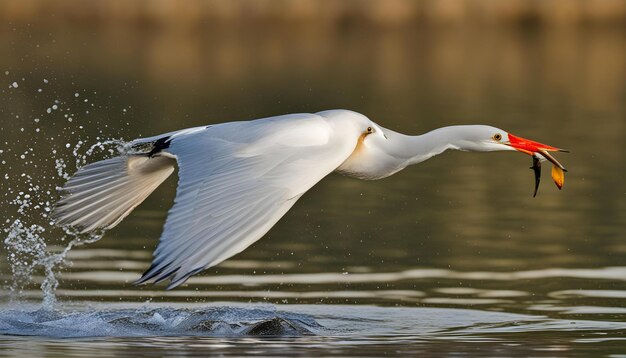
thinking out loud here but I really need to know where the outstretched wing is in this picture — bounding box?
[137,114,354,289]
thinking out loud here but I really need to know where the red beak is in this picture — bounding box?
[508,133,568,171]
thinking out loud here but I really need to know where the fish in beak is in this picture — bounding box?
[507,133,569,197]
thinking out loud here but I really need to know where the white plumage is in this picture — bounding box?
[53,155,175,233]
[52,109,565,289]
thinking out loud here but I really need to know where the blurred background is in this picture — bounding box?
[0,0,625,315]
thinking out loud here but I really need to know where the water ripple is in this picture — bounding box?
[52,266,626,285]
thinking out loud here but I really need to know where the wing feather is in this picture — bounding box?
[137,114,356,288]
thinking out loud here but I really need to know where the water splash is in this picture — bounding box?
[0,304,323,338]
[37,230,104,309]
[2,140,123,309]
[3,221,104,309]
[3,220,46,298]
[1,79,126,310]
[1,303,624,340]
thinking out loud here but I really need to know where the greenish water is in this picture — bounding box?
[0,22,625,356]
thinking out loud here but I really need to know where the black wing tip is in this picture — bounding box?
[165,267,204,290]
[147,136,172,157]
[135,261,173,285]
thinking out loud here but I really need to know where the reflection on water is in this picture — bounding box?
[0,11,625,357]
[3,253,625,316]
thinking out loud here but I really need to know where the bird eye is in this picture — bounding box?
[366,127,373,133]
[493,133,502,141]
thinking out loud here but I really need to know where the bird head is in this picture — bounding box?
[470,125,568,196]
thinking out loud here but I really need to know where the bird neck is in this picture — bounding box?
[386,126,474,166]
[336,125,482,180]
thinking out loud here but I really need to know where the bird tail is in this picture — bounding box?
[52,154,175,233]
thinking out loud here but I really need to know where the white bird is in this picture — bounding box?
[52,109,567,289]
